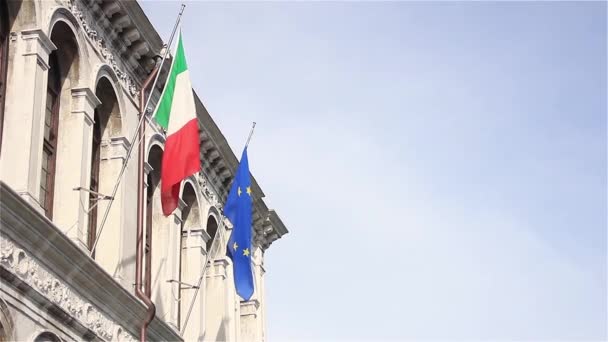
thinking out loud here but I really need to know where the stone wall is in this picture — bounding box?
[0,1,286,341]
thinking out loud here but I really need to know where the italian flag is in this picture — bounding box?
[154,31,200,216]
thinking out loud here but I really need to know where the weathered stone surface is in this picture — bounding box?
[0,0,287,340]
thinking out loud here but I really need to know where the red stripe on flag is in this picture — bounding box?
[161,118,200,216]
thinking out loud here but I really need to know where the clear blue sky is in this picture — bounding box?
[141,1,606,340]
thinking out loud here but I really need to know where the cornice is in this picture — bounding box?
[0,181,183,342]
[1,238,130,341]
[67,0,140,97]
[65,0,165,99]
[192,93,289,251]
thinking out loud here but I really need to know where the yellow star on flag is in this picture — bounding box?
[232,242,238,251]
[243,248,250,257]
[237,187,242,197]
[246,186,252,196]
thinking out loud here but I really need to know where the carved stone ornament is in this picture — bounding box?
[0,236,137,342]
[67,0,140,97]
[196,173,222,210]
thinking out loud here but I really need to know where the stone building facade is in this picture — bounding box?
[0,0,288,341]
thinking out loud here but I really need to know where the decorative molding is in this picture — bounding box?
[240,299,260,318]
[173,211,184,225]
[177,197,188,212]
[0,181,184,342]
[0,237,137,342]
[20,29,57,70]
[182,229,211,254]
[196,173,221,210]
[71,87,101,108]
[67,0,140,97]
[71,87,101,126]
[101,136,131,161]
[189,228,212,243]
[205,259,229,280]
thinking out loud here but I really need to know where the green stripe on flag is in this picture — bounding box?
[154,33,189,130]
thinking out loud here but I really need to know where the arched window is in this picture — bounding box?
[181,184,200,231]
[40,53,60,219]
[33,332,61,342]
[0,0,9,154]
[206,216,218,254]
[88,111,101,254]
[179,183,199,330]
[145,145,163,296]
[0,298,13,342]
[88,77,121,254]
[144,143,182,326]
[42,21,79,219]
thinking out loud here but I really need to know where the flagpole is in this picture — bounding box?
[180,218,226,335]
[181,123,257,334]
[244,121,256,148]
[134,5,186,342]
[142,4,186,117]
[89,3,186,257]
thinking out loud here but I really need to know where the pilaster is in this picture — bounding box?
[101,136,131,161]
[180,227,209,340]
[165,201,186,331]
[95,134,133,284]
[204,258,234,341]
[150,191,182,332]
[51,87,100,251]
[240,247,267,342]
[0,29,56,213]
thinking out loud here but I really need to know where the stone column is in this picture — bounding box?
[204,256,232,342]
[200,220,240,342]
[52,87,100,250]
[240,246,266,342]
[180,227,210,340]
[95,136,130,283]
[150,194,185,331]
[0,29,55,212]
[166,203,186,330]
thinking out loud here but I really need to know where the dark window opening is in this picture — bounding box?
[144,173,154,297]
[88,112,101,256]
[206,216,218,253]
[41,54,60,219]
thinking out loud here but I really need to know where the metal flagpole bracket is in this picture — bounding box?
[166,279,200,290]
[72,187,114,200]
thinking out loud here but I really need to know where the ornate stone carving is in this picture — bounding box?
[67,0,140,97]
[0,237,137,342]
[196,173,222,210]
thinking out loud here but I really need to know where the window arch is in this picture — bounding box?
[206,215,218,254]
[0,298,13,342]
[88,76,121,254]
[33,332,61,342]
[145,142,179,324]
[181,183,200,231]
[88,110,101,254]
[145,144,163,296]
[41,21,80,219]
[178,182,200,330]
[40,53,61,219]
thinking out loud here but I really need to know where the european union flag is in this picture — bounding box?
[225,147,254,300]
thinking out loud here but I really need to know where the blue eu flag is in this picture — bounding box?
[225,147,254,300]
